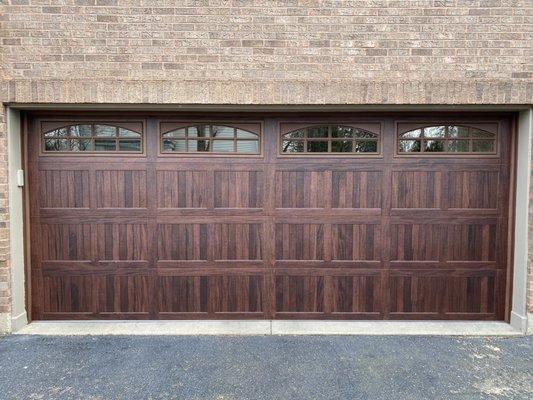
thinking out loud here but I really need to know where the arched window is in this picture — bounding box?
[398,125,496,154]
[161,125,260,154]
[281,125,379,154]
[43,124,142,153]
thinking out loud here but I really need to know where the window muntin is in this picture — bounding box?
[43,124,142,153]
[281,125,379,154]
[161,125,260,154]
[398,125,496,154]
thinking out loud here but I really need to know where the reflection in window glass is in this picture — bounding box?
[94,139,116,151]
[95,125,117,137]
[44,138,68,151]
[308,141,328,152]
[70,139,92,151]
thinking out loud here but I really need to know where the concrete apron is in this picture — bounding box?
[15,320,523,336]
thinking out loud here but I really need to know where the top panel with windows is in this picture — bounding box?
[397,124,497,155]
[160,123,261,154]
[42,122,143,153]
[280,124,380,155]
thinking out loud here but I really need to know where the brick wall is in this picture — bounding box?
[0,1,531,329]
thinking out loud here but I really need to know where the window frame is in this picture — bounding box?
[395,122,500,158]
[158,121,263,157]
[40,121,145,156]
[278,123,382,157]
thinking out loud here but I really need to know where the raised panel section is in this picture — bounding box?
[159,276,208,313]
[214,223,262,260]
[214,171,263,208]
[390,224,441,261]
[275,275,324,313]
[332,171,382,208]
[275,224,324,260]
[275,171,325,208]
[157,224,208,260]
[97,275,150,314]
[96,170,147,208]
[39,170,90,208]
[210,275,263,313]
[41,224,92,260]
[332,224,380,261]
[446,274,495,314]
[389,273,442,314]
[447,224,496,261]
[391,171,441,209]
[42,275,93,313]
[157,170,209,208]
[96,223,148,261]
[331,275,381,313]
[448,171,498,209]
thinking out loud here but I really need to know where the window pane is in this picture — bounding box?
[282,140,304,153]
[94,139,116,151]
[236,140,259,153]
[284,130,304,139]
[212,126,234,139]
[331,140,353,152]
[70,139,92,151]
[118,140,141,152]
[424,140,445,152]
[307,141,328,152]
[44,138,68,151]
[399,140,421,152]
[332,126,353,138]
[95,125,117,137]
[448,126,470,138]
[44,127,68,138]
[212,140,234,152]
[236,129,257,139]
[163,139,186,152]
[355,140,378,153]
[354,129,377,138]
[472,140,495,152]
[163,129,186,138]
[470,128,495,139]
[188,125,210,138]
[307,126,329,138]
[70,125,92,137]
[448,140,469,152]
[118,128,141,138]
[402,129,422,139]
[424,126,446,138]
[190,139,210,152]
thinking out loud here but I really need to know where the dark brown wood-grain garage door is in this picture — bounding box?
[25,113,515,321]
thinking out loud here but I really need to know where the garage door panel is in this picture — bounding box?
[156,170,209,209]
[332,223,381,261]
[158,276,208,314]
[39,170,90,209]
[214,170,264,209]
[96,170,147,208]
[331,170,382,209]
[447,170,499,209]
[41,224,92,261]
[96,223,148,261]
[157,224,208,261]
[446,223,497,261]
[210,275,264,314]
[445,272,496,315]
[97,275,151,315]
[391,171,442,209]
[213,223,263,260]
[390,224,442,262]
[275,223,324,261]
[275,170,326,209]
[42,275,95,314]
[331,275,382,314]
[389,273,443,316]
[275,275,325,314]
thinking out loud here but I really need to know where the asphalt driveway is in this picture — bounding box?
[0,335,532,400]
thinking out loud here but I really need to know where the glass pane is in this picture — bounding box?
[118,139,141,152]
[424,126,446,138]
[163,139,186,152]
[331,140,353,152]
[163,129,186,138]
[236,140,259,153]
[44,127,68,138]
[424,140,445,152]
[402,129,422,139]
[282,140,304,153]
[236,129,257,139]
[70,139,92,151]
[212,126,234,139]
[470,128,495,139]
[472,140,495,152]
[212,140,234,152]
[284,130,304,139]
[307,126,329,138]
[354,129,377,138]
[355,140,378,153]
[331,126,353,138]
[447,126,470,138]
[399,140,421,152]
[190,139,210,152]
[70,125,92,137]
[307,141,328,152]
[95,125,117,137]
[94,139,116,151]
[188,125,210,138]
[44,138,68,151]
[448,140,469,152]
[118,128,141,138]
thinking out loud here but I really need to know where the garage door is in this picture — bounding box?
[26,114,514,320]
